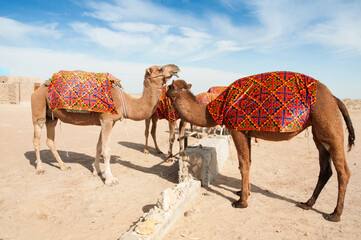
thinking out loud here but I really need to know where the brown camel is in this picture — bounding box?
[191,92,217,137]
[144,86,188,161]
[166,75,355,222]
[31,64,180,186]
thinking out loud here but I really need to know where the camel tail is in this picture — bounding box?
[335,97,355,151]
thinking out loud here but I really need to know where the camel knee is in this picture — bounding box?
[46,138,56,150]
[36,118,46,129]
[33,138,41,150]
[102,147,111,160]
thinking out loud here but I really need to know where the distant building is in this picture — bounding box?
[0,74,43,104]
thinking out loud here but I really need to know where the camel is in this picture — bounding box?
[166,73,355,222]
[31,64,180,186]
[144,86,188,161]
[191,92,217,137]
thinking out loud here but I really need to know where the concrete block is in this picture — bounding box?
[179,136,230,186]
[119,179,201,240]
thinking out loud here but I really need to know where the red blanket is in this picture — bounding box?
[48,70,120,114]
[207,86,227,97]
[207,71,317,132]
[155,86,179,122]
[196,92,216,104]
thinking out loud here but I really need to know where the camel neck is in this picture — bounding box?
[121,80,163,121]
[172,91,217,127]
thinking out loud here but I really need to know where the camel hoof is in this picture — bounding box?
[36,169,45,175]
[60,165,71,171]
[232,200,248,208]
[325,213,341,222]
[92,170,102,177]
[144,149,149,154]
[166,157,175,162]
[105,177,119,186]
[297,202,312,210]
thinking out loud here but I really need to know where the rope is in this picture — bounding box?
[116,85,128,119]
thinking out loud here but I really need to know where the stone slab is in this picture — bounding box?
[180,136,230,186]
[119,179,201,240]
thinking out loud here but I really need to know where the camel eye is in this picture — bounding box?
[158,68,163,73]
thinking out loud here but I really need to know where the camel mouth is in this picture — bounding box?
[171,71,179,78]
[163,70,180,85]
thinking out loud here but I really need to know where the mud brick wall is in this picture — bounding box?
[0,76,43,103]
[0,83,20,104]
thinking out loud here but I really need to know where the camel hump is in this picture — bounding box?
[47,70,119,115]
[196,92,216,104]
[207,71,318,132]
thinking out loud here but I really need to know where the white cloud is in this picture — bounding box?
[70,22,151,50]
[84,0,200,27]
[0,17,61,43]
[0,45,240,95]
[110,22,158,33]
[211,0,361,55]
[304,5,361,56]
[216,40,250,52]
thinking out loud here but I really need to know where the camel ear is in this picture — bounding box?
[187,84,192,89]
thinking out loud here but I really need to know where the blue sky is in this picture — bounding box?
[0,0,360,98]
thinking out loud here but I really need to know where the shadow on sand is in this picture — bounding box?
[24,144,328,218]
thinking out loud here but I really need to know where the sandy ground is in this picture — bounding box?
[0,102,360,240]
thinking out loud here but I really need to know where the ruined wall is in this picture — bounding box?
[0,76,43,104]
[0,83,20,104]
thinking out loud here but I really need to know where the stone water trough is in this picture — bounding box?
[119,135,230,240]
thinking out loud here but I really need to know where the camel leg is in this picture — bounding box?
[178,119,187,157]
[100,118,118,186]
[231,130,252,208]
[45,118,70,171]
[166,120,176,161]
[151,115,163,154]
[301,131,350,222]
[298,134,332,211]
[298,135,333,212]
[302,92,351,221]
[92,132,102,176]
[328,147,350,222]
[33,119,46,174]
[144,118,151,154]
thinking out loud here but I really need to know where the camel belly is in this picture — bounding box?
[49,109,101,126]
[247,129,305,141]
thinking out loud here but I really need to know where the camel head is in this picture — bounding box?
[145,64,180,86]
[166,79,193,102]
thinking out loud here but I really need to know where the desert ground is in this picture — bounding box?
[0,100,360,240]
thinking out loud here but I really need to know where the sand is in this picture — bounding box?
[0,102,360,240]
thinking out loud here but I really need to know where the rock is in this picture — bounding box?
[134,218,159,235]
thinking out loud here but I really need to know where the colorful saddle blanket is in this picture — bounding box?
[207,86,227,97]
[155,86,179,122]
[48,70,120,114]
[207,71,318,132]
[196,92,216,104]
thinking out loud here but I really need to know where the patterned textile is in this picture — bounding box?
[207,86,227,97]
[48,70,120,114]
[196,92,216,104]
[155,86,179,122]
[207,71,318,132]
